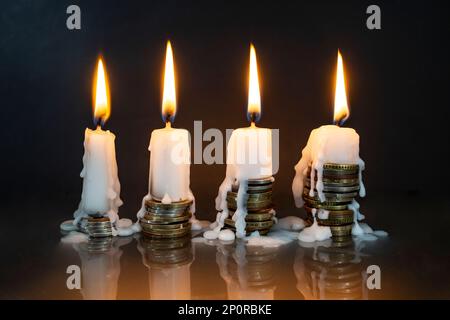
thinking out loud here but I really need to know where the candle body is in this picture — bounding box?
[292,125,365,208]
[225,127,273,180]
[212,126,273,238]
[74,128,122,223]
[149,127,191,201]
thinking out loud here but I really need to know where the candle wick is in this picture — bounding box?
[94,117,103,130]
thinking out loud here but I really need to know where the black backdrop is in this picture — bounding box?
[1,0,449,221]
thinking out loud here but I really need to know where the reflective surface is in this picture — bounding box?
[1,193,449,299]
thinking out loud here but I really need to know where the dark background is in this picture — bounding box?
[1,0,449,223]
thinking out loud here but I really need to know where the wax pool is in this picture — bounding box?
[74,127,122,225]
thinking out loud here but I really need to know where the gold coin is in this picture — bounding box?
[323,163,359,171]
[330,224,353,237]
[233,185,273,194]
[247,177,274,185]
[238,212,274,222]
[307,169,359,179]
[305,177,360,186]
[141,213,191,225]
[303,198,350,210]
[145,199,192,209]
[145,207,190,217]
[227,191,272,200]
[225,218,274,229]
[304,180,360,193]
[303,188,358,201]
[227,200,273,211]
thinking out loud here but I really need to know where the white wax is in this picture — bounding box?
[298,209,332,242]
[149,126,191,201]
[292,125,365,207]
[208,126,273,239]
[74,127,122,224]
[137,124,196,219]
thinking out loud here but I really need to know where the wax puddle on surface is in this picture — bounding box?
[273,216,306,231]
[190,219,210,231]
[245,230,299,248]
[61,231,89,244]
[348,200,389,239]
[298,209,332,243]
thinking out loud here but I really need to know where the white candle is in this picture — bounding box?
[137,41,195,219]
[148,123,191,202]
[207,44,273,239]
[74,58,122,226]
[293,50,366,242]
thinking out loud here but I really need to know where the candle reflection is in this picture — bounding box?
[294,238,369,300]
[137,235,194,300]
[71,237,132,300]
[216,241,278,300]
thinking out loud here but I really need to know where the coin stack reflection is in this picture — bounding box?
[217,243,277,299]
[138,235,193,300]
[303,163,360,240]
[296,240,366,300]
[139,199,192,238]
[224,177,275,235]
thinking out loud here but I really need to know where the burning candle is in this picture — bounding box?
[206,44,273,240]
[292,50,366,242]
[73,58,123,227]
[137,41,195,219]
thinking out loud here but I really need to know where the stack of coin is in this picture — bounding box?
[85,216,113,238]
[140,198,192,238]
[224,177,275,235]
[302,163,360,240]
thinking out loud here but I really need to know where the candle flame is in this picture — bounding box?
[247,44,261,124]
[162,41,176,124]
[93,57,110,126]
[334,50,349,126]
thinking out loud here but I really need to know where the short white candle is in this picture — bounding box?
[293,50,366,242]
[74,58,122,226]
[138,41,195,219]
[208,44,274,239]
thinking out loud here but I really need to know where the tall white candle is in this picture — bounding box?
[293,50,366,242]
[137,41,195,219]
[74,58,122,226]
[207,44,273,239]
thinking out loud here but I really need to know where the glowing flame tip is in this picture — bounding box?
[162,40,176,123]
[333,50,349,126]
[93,57,110,126]
[247,44,261,123]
